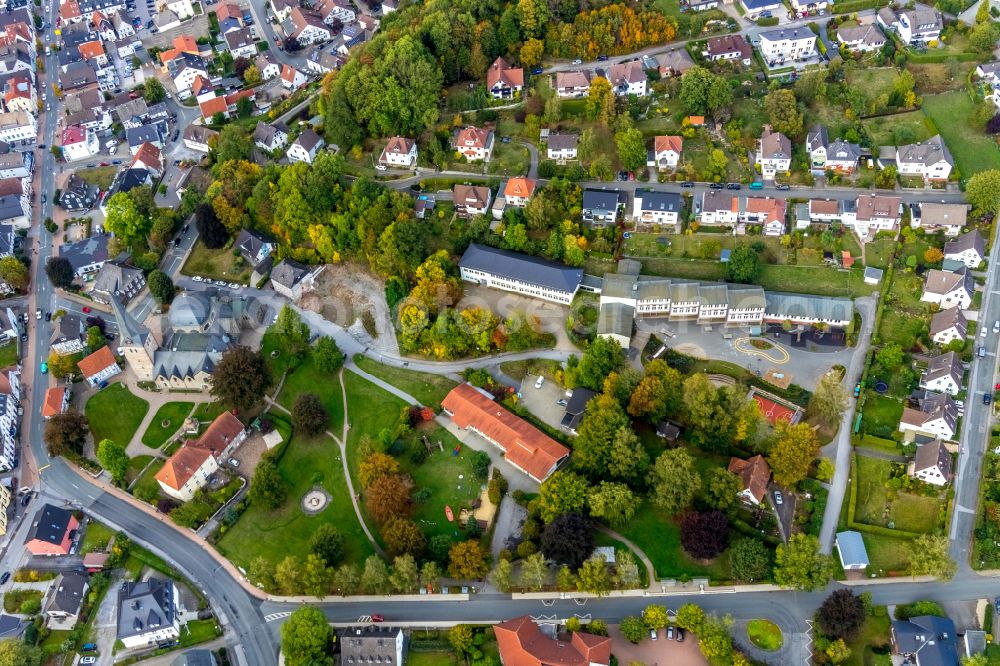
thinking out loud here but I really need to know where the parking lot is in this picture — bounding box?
[516,376,570,432]
[608,625,708,666]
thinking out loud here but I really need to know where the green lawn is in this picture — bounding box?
[747,619,783,651]
[877,271,930,350]
[619,502,731,580]
[353,355,458,410]
[77,166,118,190]
[756,265,876,298]
[85,383,150,447]
[854,456,944,533]
[180,239,252,283]
[408,653,460,666]
[179,619,221,648]
[141,402,195,448]
[81,521,115,554]
[844,610,892,666]
[276,355,345,435]
[864,533,912,574]
[859,393,903,438]
[865,239,896,270]
[192,401,227,424]
[216,427,374,575]
[343,371,409,481]
[132,459,166,500]
[846,67,900,103]
[125,455,154,485]
[400,425,481,540]
[861,110,934,147]
[922,91,1000,178]
[0,343,17,368]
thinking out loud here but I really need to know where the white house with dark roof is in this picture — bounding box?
[270,259,318,300]
[921,268,974,310]
[929,307,966,346]
[224,28,257,59]
[607,61,647,97]
[837,23,886,52]
[458,243,583,305]
[553,70,591,98]
[287,129,324,164]
[546,134,578,162]
[236,229,275,268]
[581,189,622,226]
[92,260,145,306]
[700,191,740,227]
[182,125,217,153]
[755,26,817,66]
[910,439,953,486]
[116,579,180,649]
[919,352,963,396]
[890,6,943,43]
[896,135,953,182]
[842,194,902,239]
[60,233,110,278]
[632,190,682,232]
[253,122,289,153]
[899,392,957,440]
[704,34,753,65]
[943,229,985,269]
[453,184,492,219]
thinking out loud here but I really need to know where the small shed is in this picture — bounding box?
[835,530,870,571]
[841,251,854,268]
[720,249,731,263]
[864,266,884,285]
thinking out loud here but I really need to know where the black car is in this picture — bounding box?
[531,67,543,75]
[709,182,724,189]
[20,494,29,506]
[680,181,694,188]
[104,333,116,341]
[596,54,609,61]
[776,184,790,190]
[44,312,51,321]
[37,144,45,149]
[112,160,121,165]
[726,182,741,190]
[171,130,179,141]
[0,572,9,585]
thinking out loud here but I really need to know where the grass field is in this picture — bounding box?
[85,383,150,447]
[847,67,900,104]
[216,428,375,573]
[757,265,875,298]
[408,653,459,666]
[192,401,227,424]
[844,610,892,666]
[80,521,115,554]
[276,355,346,434]
[141,401,194,448]
[181,240,252,283]
[877,271,930,350]
[0,343,17,368]
[922,91,1000,178]
[859,393,903,438]
[343,371,409,482]
[747,619,783,651]
[861,110,934,147]
[179,619,222,648]
[125,455,154,485]
[77,166,117,190]
[854,456,944,533]
[864,532,913,574]
[865,238,896,270]
[353,355,458,410]
[619,502,731,580]
[132,459,165,500]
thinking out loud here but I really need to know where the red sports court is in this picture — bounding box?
[752,394,796,425]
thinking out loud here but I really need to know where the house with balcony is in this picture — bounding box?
[755,26,817,67]
[486,57,523,99]
[607,61,647,96]
[895,135,953,182]
[453,126,494,162]
[921,268,974,310]
[650,135,683,171]
[756,129,791,179]
[632,190,682,232]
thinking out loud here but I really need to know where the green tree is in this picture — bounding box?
[730,538,771,583]
[698,614,734,660]
[142,78,166,103]
[764,89,803,137]
[648,448,700,515]
[292,393,329,437]
[332,564,360,595]
[774,534,833,591]
[619,616,645,643]
[573,336,625,391]
[503,223,529,251]
[538,471,590,523]
[907,534,956,579]
[519,37,544,67]
[360,555,391,594]
[578,127,598,163]
[249,458,287,510]
[0,256,28,291]
[488,558,514,592]
[679,65,715,115]
[642,604,669,629]
[301,553,333,596]
[43,411,89,457]
[45,257,74,289]
[875,342,904,370]
[556,564,576,591]
[613,550,641,589]
[518,552,548,591]
[615,125,646,171]
[243,64,262,85]
[965,170,1000,214]
[576,554,612,596]
[768,422,820,487]
[826,638,851,664]
[211,345,273,411]
[587,481,639,526]
[147,269,175,304]
[0,640,41,666]
[310,524,344,567]
[104,191,151,248]
[701,468,741,511]
[448,540,490,579]
[275,305,311,357]
[281,607,333,666]
[86,326,106,352]
[389,554,419,592]
[676,603,705,631]
[969,20,1000,53]
[96,438,128,485]
[726,244,761,283]
[585,76,615,125]
[448,625,474,655]
[312,336,345,373]
[608,425,649,483]
[810,371,849,426]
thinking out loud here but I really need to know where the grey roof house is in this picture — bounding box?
[44,572,88,629]
[891,615,959,666]
[92,260,146,306]
[270,259,315,300]
[458,243,583,304]
[236,229,276,267]
[582,189,622,226]
[340,626,405,666]
[116,579,180,649]
[59,234,111,277]
[59,174,99,211]
[560,387,597,432]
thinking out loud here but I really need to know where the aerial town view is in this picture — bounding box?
[3,0,1000,662]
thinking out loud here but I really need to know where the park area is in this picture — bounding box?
[85,382,150,447]
[353,355,458,410]
[141,401,195,448]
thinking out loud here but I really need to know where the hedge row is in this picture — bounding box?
[905,51,980,64]
[832,0,888,13]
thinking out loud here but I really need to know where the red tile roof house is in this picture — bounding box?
[453,126,494,162]
[156,411,246,500]
[728,455,771,505]
[494,616,611,666]
[26,504,79,556]
[77,346,121,387]
[486,57,523,99]
[441,384,569,483]
[188,410,247,459]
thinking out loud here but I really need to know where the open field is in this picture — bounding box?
[216,427,375,571]
[619,501,731,580]
[854,455,944,534]
[922,91,1000,177]
[276,355,346,434]
[85,383,150,447]
[181,240,252,283]
[353,356,458,410]
[861,110,934,147]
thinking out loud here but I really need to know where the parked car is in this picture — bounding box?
[985,393,993,405]
[726,182,741,190]
[35,309,40,320]
[82,306,90,313]
[370,614,384,622]
[572,58,582,64]
[649,629,657,641]
[709,182,724,189]
[531,67,543,74]
[535,375,545,389]
[228,458,240,467]
[0,572,10,585]
[80,658,96,665]
[776,184,790,190]
[556,399,567,406]
[676,627,685,642]
[774,491,783,505]
[667,626,675,640]
[993,320,999,333]
[680,181,694,187]
[192,276,203,282]
[40,362,47,374]
[596,54,608,61]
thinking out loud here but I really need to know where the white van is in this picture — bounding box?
[534,375,544,389]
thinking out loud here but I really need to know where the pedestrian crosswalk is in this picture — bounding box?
[263,612,292,623]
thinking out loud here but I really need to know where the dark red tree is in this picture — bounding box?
[679,510,729,560]
[816,589,866,639]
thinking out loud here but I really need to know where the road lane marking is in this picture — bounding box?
[37,464,49,472]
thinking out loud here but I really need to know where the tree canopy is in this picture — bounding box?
[210,346,273,411]
[281,607,333,666]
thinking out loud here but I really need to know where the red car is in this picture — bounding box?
[995,382,1000,390]
[370,614,384,623]
[82,306,90,313]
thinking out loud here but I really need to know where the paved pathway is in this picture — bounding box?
[595,525,657,592]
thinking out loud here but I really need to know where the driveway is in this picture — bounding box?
[769,484,796,543]
[489,496,527,559]
[517,379,570,432]
[608,625,708,666]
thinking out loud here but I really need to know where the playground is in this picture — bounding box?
[747,387,802,426]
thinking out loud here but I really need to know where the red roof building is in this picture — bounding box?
[25,505,79,556]
[42,387,69,419]
[728,454,771,505]
[441,384,569,482]
[187,410,246,458]
[494,616,611,666]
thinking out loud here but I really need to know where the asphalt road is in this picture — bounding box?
[949,219,1000,570]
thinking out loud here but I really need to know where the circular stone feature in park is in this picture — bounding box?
[747,619,783,651]
[301,487,331,515]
